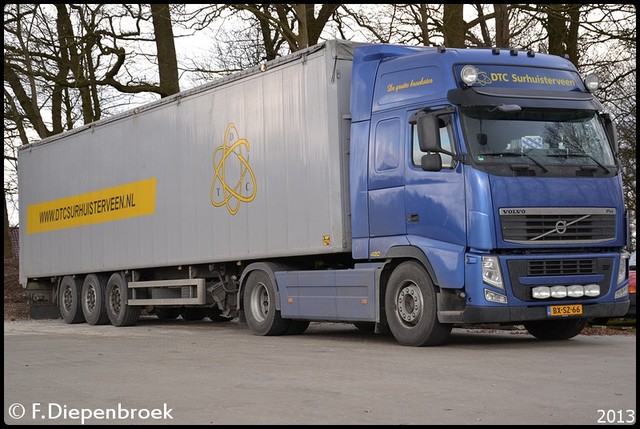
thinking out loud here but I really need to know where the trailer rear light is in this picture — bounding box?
[532,284,600,299]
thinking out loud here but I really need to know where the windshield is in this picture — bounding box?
[461,107,616,176]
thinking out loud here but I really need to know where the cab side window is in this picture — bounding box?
[412,115,456,168]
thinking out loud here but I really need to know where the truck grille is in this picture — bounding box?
[499,208,615,244]
[507,257,613,302]
[527,259,596,276]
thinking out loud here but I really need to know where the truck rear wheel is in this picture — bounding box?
[243,270,291,336]
[523,318,588,340]
[59,276,85,324]
[385,261,452,346]
[81,274,109,325]
[105,272,140,327]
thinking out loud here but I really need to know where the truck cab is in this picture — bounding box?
[348,45,630,344]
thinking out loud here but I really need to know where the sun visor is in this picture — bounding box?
[448,87,603,110]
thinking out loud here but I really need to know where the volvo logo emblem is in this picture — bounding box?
[555,220,568,235]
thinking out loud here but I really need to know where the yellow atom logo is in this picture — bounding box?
[210,123,257,215]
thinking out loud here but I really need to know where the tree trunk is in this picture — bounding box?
[494,4,510,48]
[443,4,465,48]
[151,4,180,97]
[4,193,13,259]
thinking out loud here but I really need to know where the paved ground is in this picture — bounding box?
[4,318,637,425]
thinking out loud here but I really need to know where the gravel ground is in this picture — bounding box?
[4,257,635,335]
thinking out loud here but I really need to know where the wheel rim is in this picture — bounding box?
[85,284,97,313]
[62,285,73,312]
[109,285,122,315]
[395,281,423,327]
[250,282,270,323]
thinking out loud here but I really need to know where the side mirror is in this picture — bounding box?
[421,153,442,171]
[417,114,440,152]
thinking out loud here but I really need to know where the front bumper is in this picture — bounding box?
[438,300,630,324]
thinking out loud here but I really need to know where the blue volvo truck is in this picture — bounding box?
[19,40,630,346]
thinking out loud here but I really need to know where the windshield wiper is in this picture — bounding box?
[480,152,549,173]
[547,153,611,173]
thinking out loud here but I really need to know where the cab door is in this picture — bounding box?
[404,109,467,287]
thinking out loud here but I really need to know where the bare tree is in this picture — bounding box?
[151,4,180,97]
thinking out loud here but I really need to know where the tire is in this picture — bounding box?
[81,274,109,325]
[524,318,588,340]
[353,322,376,332]
[155,307,181,320]
[181,308,209,321]
[59,276,85,324]
[105,272,140,327]
[243,270,291,336]
[286,320,310,335]
[384,261,452,346]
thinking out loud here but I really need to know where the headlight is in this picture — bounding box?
[461,65,478,86]
[617,252,629,285]
[482,256,503,289]
[584,74,600,91]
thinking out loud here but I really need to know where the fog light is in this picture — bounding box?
[567,285,584,298]
[615,284,629,299]
[532,286,550,299]
[584,284,600,297]
[550,285,567,298]
[485,289,508,304]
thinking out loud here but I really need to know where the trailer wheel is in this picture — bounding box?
[81,274,109,325]
[105,272,140,327]
[243,270,291,336]
[523,318,588,340]
[59,276,85,324]
[385,261,452,346]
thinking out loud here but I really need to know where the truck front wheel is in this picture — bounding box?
[523,318,588,340]
[105,272,140,327]
[385,261,452,346]
[59,276,85,324]
[243,270,291,336]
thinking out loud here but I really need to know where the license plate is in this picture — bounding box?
[547,304,583,317]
